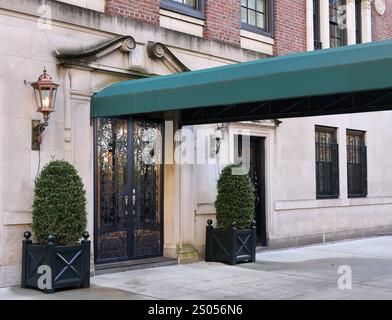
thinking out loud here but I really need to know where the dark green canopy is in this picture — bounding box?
[91,40,392,122]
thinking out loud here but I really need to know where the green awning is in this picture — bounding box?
[91,40,392,120]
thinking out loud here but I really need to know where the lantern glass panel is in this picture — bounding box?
[41,87,51,109]
[33,87,41,111]
[51,87,57,110]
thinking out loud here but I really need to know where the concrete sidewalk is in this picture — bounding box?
[1,236,392,300]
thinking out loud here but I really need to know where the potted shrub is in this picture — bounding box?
[205,164,256,265]
[21,160,90,293]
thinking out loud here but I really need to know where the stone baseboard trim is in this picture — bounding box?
[268,225,392,250]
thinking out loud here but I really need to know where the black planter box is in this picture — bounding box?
[205,220,256,265]
[21,232,91,293]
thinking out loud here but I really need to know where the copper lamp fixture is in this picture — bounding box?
[31,68,59,150]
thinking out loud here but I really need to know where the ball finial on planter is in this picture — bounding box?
[82,231,90,240]
[207,219,213,226]
[24,231,31,240]
[47,234,55,245]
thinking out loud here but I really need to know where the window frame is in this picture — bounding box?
[355,0,362,44]
[313,0,322,50]
[241,0,274,37]
[160,0,205,20]
[315,125,340,199]
[329,0,348,48]
[346,129,367,198]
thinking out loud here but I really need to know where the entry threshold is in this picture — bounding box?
[95,257,178,275]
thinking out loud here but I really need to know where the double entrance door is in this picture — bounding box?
[94,117,163,264]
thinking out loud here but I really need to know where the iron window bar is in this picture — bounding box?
[315,126,339,198]
[347,130,367,198]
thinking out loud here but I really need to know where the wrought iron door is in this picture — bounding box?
[132,120,163,258]
[94,117,163,264]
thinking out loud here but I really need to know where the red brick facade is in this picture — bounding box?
[102,1,392,54]
[273,0,307,56]
[371,4,392,41]
[203,0,241,46]
[105,0,160,25]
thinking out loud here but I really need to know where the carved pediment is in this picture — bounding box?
[56,35,147,76]
[56,36,190,76]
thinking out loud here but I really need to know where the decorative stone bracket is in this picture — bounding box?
[57,35,136,61]
[147,42,190,73]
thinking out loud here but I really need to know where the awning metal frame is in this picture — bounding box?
[179,88,392,126]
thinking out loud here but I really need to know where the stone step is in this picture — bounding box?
[94,256,178,275]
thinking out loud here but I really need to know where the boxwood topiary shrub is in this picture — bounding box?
[32,160,87,245]
[215,164,255,229]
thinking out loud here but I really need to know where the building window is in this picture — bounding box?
[355,0,362,43]
[241,0,274,36]
[329,0,347,48]
[172,0,196,5]
[315,126,339,198]
[347,130,367,198]
[313,0,322,50]
[160,0,205,19]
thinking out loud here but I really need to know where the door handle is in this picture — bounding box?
[132,189,136,215]
[132,189,136,206]
[124,195,129,215]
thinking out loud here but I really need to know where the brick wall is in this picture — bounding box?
[105,0,160,25]
[372,3,392,41]
[273,0,307,55]
[203,0,241,46]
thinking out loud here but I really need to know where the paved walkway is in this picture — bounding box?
[1,236,392,300]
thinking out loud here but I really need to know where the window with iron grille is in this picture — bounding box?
[347,130,367,197]
[313,0,322,50]
[160,0,205,19]
[241,0,274,36]
[329,0,347,48]
[315,126,339,198]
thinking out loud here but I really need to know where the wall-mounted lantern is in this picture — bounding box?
[31,68,59,150]
[215,123,229,155]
